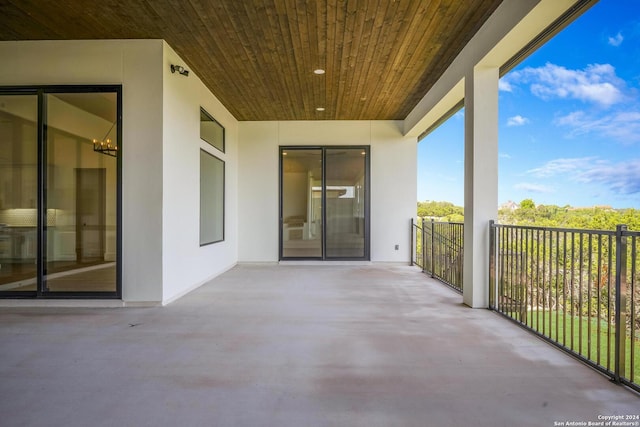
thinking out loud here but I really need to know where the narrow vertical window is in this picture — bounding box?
[200,150,224,245]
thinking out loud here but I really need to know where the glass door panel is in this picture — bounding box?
[325,148,367,258]
[0,95,38,293]
[280,146,369,261]
[281,149,322,258]
[44,92,118,293]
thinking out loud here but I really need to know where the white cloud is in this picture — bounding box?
[498,79,513,92]
[554,110,587,126]
[514,183,554,193]
[507,115,530,126]
[608,32,624,47]
[554,110,640,143]
[505,62,627,107]
[527,157,598,178]
[499,152,512,159]
[526,157,640,196]
[577,159,640,195]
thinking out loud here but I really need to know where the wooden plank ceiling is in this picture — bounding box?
[0,0,503,121]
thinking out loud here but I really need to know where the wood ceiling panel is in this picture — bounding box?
[0,0,503,121]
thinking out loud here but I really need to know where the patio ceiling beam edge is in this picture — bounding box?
[403,0,585,138]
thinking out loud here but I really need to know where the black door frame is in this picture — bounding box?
[0,85,122,299]
[279,145,370,261]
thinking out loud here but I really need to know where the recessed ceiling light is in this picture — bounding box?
[316,107,325,112]
[313,69,325,75]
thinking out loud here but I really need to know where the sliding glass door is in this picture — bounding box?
[0,94,38,292]
[0,87,120,298]
[44,92,118,293]
[280,146,369,260]
[325,148,367,258]
[281,148,323,258]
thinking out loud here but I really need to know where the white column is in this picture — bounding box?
[463,66,499,308]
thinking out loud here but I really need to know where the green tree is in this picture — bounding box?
[417,200,463,219]
[520,199,535,210]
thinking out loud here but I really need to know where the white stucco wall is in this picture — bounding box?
[161,42,238,304]
[238,120,416,263]
[0,39,165,303]
[0,40,239,304]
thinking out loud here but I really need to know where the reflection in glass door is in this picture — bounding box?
[325,148,367,258]
[0,95,38,293]
[44,92,118,293]
[281,149,323,258]
[280,146,369,260]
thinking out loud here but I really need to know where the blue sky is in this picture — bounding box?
[417,0,640,209]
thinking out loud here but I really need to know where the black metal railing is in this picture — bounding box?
[489,221,640,392]
[411,218,464,292]
[411,218,425,269]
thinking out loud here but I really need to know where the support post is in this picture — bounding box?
[463,66,499,308]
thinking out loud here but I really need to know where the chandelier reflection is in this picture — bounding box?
[93,121,118,157]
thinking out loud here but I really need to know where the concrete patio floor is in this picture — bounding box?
[0,264,638,427]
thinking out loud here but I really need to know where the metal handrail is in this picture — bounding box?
[411,218,464,293]
[410,218,424,269]
[490,221,640,392]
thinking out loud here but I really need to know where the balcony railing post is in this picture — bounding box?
[614,224,628,383]
[489,220,496,310]
[430,218,435,278]
[410,218,414,266]
[421,218,426,272]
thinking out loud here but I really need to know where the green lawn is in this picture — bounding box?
[502,309,640,384]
